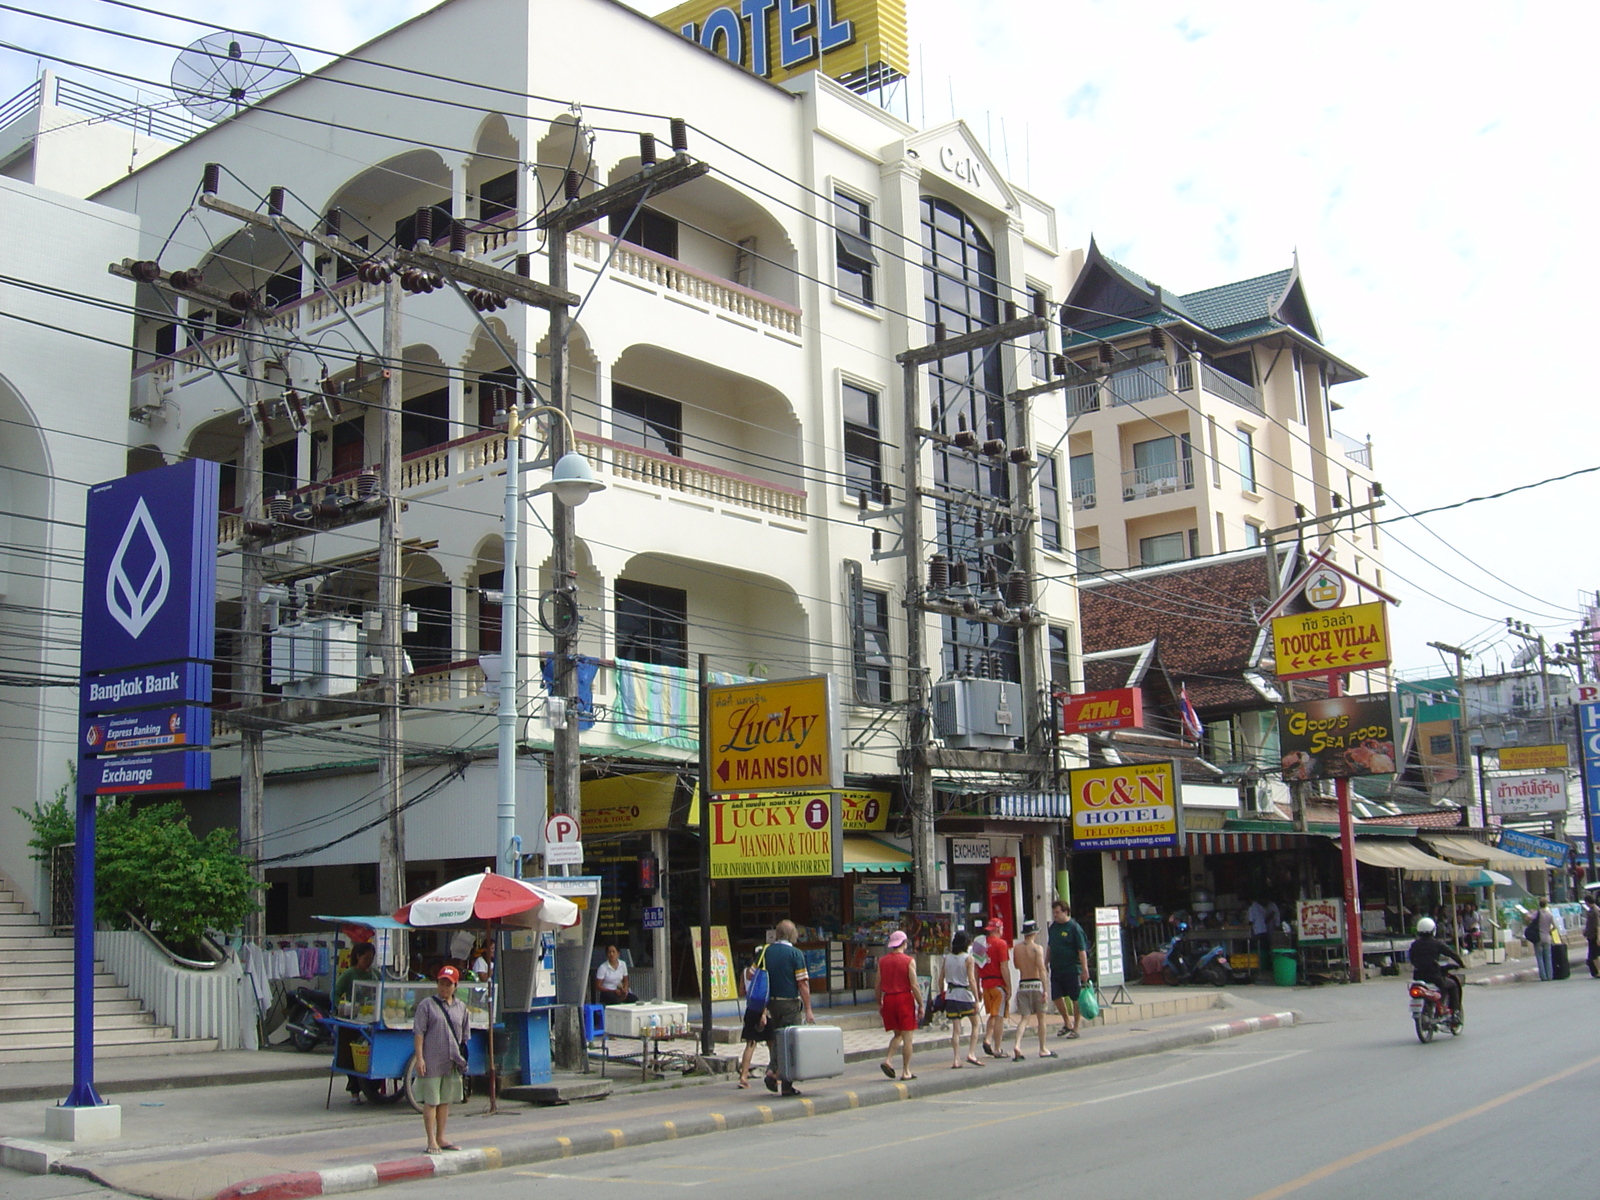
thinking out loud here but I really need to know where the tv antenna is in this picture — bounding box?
[170,33,300,123]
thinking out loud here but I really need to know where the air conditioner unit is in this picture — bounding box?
[129,372,172,424]
[1079,494,1096,510]
[931,678,1022,749]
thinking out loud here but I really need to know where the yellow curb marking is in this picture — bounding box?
[756,1105,773,1123]
[845,1091,858,1109]
[608,1129,626,1149]
[800,1099,815,1117]
[711,1113,726,1130]
[481,1148,501,1170]
[663,1120,678,1139]
[893,1082,908,1098]
[556,1135,572,1158]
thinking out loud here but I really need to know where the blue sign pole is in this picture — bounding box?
[1578,702,1600,881]
[65,790,103,1108]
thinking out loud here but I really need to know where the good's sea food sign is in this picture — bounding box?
[1068,762,1182,852]
[656,0,909,87]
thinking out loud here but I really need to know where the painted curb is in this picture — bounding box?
[194,1011,1299,1199]
[1467,968,1542,987]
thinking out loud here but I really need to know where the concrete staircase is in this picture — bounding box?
[0,882,218,1065]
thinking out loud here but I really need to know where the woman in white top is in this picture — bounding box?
[594,945,635,1005]
[941,930,986,1068]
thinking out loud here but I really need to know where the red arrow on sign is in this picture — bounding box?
[715,759,730,783]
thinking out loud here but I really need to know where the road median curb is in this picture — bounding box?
[1468,968,1541,987]
[163,1009,1299,1200]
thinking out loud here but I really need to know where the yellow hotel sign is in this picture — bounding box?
[1271,601,1391,680]
[707,675,837,795]
[1498,744,1570,771]
[655,0,909,87]
[710,792,841,878]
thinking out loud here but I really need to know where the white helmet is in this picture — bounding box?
[1416,917,1436,935]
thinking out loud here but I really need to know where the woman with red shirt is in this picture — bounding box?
[876,930,923,1081]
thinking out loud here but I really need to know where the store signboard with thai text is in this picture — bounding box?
[1057,687,1143,736]
[709,791,842,878]
[1297,898,1344,945]
[1498,743,1570,771]
[1488,772,1568,815]
[1498,827,1569,868]
[1068,762,1182,851]
[1270,601,1391,680]
[1278,693,1398,781]
[1579,702,1600,823]
[706,675,837,795]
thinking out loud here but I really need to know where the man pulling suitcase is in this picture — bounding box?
[762,920,818,1096]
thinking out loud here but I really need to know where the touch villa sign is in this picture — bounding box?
[1271,600,1392,680]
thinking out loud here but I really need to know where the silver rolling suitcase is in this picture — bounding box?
[773,1023,845,1082]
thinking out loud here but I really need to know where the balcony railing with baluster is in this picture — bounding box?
[1333,429,1372,467]
[1120,459,1195,501]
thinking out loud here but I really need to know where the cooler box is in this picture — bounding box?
[603,1000,688,1037]
[773,1023,844,1083]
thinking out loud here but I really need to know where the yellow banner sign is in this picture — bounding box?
[1497,743,1571,771]
[710,792,839,878]
[579,771,678,835]
[1271,601,1391,679]
[707,675,836,795]
[655,0,909,87]
[1068,762,1182,851]
[690,926,738,1001]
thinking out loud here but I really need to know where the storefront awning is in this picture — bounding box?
[841,835,912,873]
[1423,834,1546,873]
[1347,839,1477,881]
[1113,831,1309,860]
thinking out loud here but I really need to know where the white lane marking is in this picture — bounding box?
[515,1171,704,1186]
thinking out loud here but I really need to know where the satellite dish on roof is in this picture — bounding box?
[170,33,300,123]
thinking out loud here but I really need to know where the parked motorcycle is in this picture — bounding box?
[284,985,333,1052]
[1159,923,1232,987]
[1408,970,1464,1043]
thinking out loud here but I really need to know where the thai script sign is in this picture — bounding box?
[1487,772,1568,816]
[1296,898,1344,944]
[81,706,210,754]
[1068,762,1182,851]
[1278,693,1397,781]
[1271,601,1391,680]
[656,0,909,87]
[1498,827,1569,867]
[1497,743,1570,771]
[709,792,841,878]
[706,675,837,794]
[1057,687,1144,736]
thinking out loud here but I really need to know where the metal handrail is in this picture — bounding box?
[0,78,41,129]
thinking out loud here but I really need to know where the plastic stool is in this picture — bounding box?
[581,1003,605,1042]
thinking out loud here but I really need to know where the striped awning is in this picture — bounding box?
[1112,831,1306,860]
[840,836,912,873]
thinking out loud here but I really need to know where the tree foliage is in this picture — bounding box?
[15,769,260,948]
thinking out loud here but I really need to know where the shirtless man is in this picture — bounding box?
[1010,920,1055,1060]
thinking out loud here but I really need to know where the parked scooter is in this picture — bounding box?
[1408,969,1464,1043]
[1159,923,1232,987]
[284,985,333,1052]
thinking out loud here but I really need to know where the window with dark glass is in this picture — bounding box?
[263,264,302,309]
[477,569,503,655]
[843,381,882,499]
[1048,625,1072,694]
[478,171,518,223]
[1037,454,1061,551]
[401,584,453,671]
[1237,427,1257,492]
[856,587,892,703]
[1028,286,1050,379]
[401,387,449,457]
[1070,452,1095,508]
[330,419,364,476]
[262,440,297,498]
[477,367,518,429]
[153,322,177,357]
[834,190,876,307]
[609,207,678,260]
[613,384,683,457]
[1077,545,1102,574]
[615,581,688,668]
[393,200,452,250]
[1139,531,1186,567]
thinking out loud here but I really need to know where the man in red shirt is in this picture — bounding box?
[977,919,1011,1057]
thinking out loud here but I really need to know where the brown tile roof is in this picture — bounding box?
[1080,551,1281,710]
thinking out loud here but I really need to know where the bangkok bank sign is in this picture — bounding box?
[656,0,909,87]
[1068,762,1183,852]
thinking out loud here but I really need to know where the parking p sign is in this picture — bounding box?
[544,813,583,865]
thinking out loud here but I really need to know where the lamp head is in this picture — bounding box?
[535,450,605,507]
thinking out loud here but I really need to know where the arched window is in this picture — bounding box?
[920,197,1016,681]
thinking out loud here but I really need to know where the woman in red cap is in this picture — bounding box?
[876,930,922,1081]
[412,965,469,1153]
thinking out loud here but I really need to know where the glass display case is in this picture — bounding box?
[347,979,492,1030]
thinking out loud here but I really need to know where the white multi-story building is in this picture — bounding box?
[79,0,1081,984]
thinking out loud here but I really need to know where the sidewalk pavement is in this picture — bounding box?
[2,987,1303,1200]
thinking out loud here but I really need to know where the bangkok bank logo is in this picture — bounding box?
[105,498,171,638]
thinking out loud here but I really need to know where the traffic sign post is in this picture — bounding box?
[544,813,583,867]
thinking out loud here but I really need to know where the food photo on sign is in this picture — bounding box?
[1277,693,1398,781]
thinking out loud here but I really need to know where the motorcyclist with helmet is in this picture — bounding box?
[1408,917,1466,1024]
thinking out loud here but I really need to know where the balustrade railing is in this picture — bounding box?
[569,230,802,336]
[583,432,806,519]
[1334,429,1372,467]
[1121,459,1195,500]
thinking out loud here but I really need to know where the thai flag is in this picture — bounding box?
[1179,685,1204,741]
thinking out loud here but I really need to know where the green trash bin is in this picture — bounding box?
[1272,948,1298,987]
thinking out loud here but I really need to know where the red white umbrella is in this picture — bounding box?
[393,870,579,929]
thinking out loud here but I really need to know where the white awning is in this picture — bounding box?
[1423,834,1547,873]
[1346,839,1478,881]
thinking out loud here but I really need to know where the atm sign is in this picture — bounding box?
[1058,687,1143,736]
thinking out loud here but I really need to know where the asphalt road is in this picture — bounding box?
[371,974,1600,1200]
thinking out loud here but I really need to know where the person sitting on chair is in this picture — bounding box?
[594,945,637,1005]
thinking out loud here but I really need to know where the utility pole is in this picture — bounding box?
[375,274,407,961]
[239,320,267,938]
[894,313,1047,909]
[1508,618,1568,899]
[1428,641,1474,819]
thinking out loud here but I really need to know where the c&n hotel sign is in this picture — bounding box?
[656,0,910,87]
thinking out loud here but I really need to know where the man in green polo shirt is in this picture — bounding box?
[761,919,815,1097]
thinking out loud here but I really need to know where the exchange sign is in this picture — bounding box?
[1278,693,1398,781]
[706,675,837,795]
[1068,762,1182,852]
[1271,601,1391,680]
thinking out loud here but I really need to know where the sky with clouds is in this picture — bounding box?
[3,0,1595,679]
